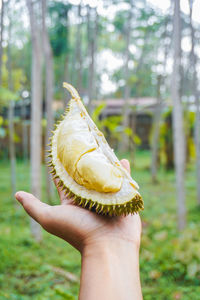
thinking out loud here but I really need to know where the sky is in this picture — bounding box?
[147,0,200,23]
[68,0,200,23]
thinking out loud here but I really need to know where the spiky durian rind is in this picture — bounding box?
[46,82,144,216]
[47,150,144,216]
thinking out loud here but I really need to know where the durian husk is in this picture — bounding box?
[47,82,144,216]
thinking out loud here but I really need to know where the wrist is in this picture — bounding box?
[82,237,140,261]
[82,232,140,254]
[80,238,142,300]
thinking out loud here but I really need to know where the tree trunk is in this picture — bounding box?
[120,0,133,153]
[26,0,43,241]
[7,13,16,202]
[171,0,186,230]
[151,75,162,183]
[21,100,29,161]
[8,101,16,198]
[130,109,136,166]
[87,6,98,113]
[42,0,54,204]
[76,4,83,94]
[0,0,5,85]
[196,94,200,205]
[151,17,170,182]
[188,0,200,205]
[63,12,70,104]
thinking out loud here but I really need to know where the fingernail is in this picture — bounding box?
[15,192,23,203]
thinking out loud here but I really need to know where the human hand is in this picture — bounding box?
[15,159,142,253]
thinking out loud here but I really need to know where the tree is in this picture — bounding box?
[0,0,5,85]
[75,3,83,94]
[151,75,162,183]
[171,0,186,230]
[87,5,98,113]
[42,0,54,203]
[188,0,200,205]
[21,98,29,161]
[151,16,171,182]
[120,0,133,153]
[7,1,16,201]
[26,0,43,241]
[48,1,70,99]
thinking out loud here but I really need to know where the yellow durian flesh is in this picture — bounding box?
[57,111,98,177]
[57,111,123,193]
[74,151,123,193]
[49,82,144,216]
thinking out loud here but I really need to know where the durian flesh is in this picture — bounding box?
[49,82,144,216]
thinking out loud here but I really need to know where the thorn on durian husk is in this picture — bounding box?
[65,191,70,197]
[57,180,63,187]
[84,200,89,207]
[60,187,143,216]
[89,202,93,210]
[50,169,56,175]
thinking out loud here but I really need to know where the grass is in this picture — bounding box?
[0,151,200,299]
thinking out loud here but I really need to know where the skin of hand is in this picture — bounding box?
[15,159,141,252]
[15,159,143,300]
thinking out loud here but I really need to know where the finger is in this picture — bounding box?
[43,205,99,251]
[53,177,67,203]
[120,159,130,174]
[15,191,49,224]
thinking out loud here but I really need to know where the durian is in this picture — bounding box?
[48,82,144,216]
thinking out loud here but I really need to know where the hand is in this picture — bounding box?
[15,159,142,253]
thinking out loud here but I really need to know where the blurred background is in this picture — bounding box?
[0,0,200,299]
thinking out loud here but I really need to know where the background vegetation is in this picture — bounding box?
[0,0,200,299]
[1,152,200,299]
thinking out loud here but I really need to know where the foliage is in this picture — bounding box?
[49,2,71,57]
[1,0,197,105]
[158,109,196,168]
[0,54,25,109]
[91,102,106,126]
[2,54,26,93]
[0,87,18,107]
[124,127,141,146]
[92,104,141,148]
[0,116,6,138]
[0,152,200,299]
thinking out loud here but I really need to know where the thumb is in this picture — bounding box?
[15,191,49,224]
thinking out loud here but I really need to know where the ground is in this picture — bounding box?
[0,151,200,300]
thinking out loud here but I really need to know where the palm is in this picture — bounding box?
[16,159,141,252]
[45,159,141,251]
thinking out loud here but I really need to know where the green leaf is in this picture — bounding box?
[0,87,18,107]
[91,103,106,124]
[0,116,3,126]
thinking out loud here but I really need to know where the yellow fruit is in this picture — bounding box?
[48,82,143,216]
